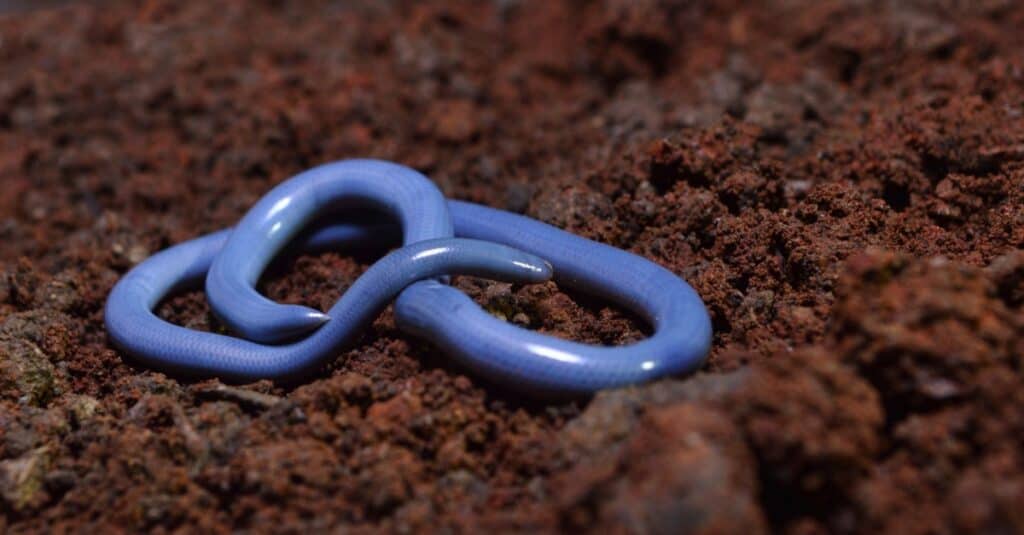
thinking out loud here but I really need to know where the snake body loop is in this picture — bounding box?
[206,159,453,343]
[105,159,713,395]
[396,201,711,395]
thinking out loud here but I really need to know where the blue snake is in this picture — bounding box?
[104,160,712,395]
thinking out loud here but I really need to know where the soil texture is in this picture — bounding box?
[1,1,1024,533]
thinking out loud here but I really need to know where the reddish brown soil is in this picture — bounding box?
[1,1,1023,533]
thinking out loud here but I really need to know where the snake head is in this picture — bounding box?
[216,302,330,344]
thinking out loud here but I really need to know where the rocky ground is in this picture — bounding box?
[1,1,1023,533]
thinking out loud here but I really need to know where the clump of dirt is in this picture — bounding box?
[1,0,1023,533]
